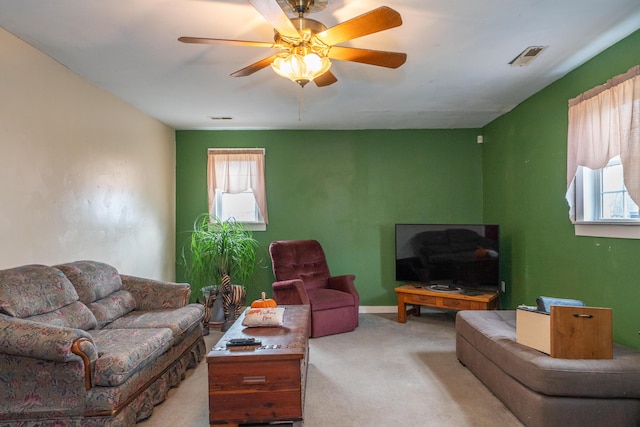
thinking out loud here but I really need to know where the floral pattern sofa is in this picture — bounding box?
[0,260,206,426]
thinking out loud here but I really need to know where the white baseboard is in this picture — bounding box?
[358,306,397,313]
[358,306,451,314]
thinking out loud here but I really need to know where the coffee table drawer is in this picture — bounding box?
[209,359,300,392]
[211,389,301,423]
[209,359,303,423]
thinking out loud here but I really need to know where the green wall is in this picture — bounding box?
[482,29,640,348]
[175,29,640,349]
[176,129,483,305]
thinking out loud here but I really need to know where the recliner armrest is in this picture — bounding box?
[328,275,359,327]
[328,274,358,296]
[272,279,311,305]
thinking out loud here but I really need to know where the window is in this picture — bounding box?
[207,149,268,231]
[218,189,260,222]
[566,65,640,237]
[575,156,639,223]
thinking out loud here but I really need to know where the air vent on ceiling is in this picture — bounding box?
[509,46,547,67]
[209,116,233,121]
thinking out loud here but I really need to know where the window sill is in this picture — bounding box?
[574,222,640,239]
[242,222,266,232]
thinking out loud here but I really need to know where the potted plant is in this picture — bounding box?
[181,213,260,330]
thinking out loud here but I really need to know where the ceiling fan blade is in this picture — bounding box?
[315,6,402,46]
[314,70,338,87]
[230,54,280,77]
[178,36,279,48]
[328,46,406,68]
[249,0,300,39]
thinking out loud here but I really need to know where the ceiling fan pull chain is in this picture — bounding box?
[298,85,304,122]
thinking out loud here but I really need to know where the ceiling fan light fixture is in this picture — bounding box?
[271,52,331,87]
[179,2,405,87]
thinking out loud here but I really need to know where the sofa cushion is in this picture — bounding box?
[456,310,640,399]
[107,304,204,339]
[0,264,79,318]
[88,327,174,387]
[55,261,123,304]
[87,290,137,329]
[28,300,97,330]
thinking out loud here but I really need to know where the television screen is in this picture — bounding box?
[395,224,500,291]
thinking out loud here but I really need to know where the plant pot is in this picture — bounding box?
[220,284,247,332]
[209,297,225,323]
[201,285,224,334]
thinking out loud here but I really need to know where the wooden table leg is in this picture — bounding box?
[397,294,407,323]
[412,305,421,317]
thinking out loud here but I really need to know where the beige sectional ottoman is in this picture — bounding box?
[456,310,640,427]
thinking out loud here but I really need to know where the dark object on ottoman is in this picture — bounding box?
[456,310,640,427]
[269,240,359,338]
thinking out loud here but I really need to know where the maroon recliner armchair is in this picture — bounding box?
[269,240,359,338]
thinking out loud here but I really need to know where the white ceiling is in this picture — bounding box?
[1,0,639,130]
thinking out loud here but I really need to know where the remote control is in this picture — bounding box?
[227,338,260,347]
[229,338,255,344]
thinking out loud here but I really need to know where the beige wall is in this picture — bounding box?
[0,28,176,280]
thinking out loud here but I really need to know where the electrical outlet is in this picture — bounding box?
[500,281,506,292]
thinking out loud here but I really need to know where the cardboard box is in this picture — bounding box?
[516,306,612,359]
[516,308,551,354]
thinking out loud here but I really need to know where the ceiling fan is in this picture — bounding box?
[178,0,406,87]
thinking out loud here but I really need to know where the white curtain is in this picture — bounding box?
[207,149,268,223]
[566,65,640,222]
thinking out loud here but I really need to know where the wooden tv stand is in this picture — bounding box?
[395,284,499,323]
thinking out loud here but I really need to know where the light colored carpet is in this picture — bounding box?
[138,312,523,427]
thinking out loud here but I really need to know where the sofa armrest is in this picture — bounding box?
[272,279,311,305]
[121,274,191,309]
[0,352,92,417]
[0,314,98,391]
[0,314,97,362]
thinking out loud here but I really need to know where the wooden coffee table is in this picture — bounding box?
[395,284,499,323]
[207,305,310,427]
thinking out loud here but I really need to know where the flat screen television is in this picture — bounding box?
[395,224,500,292]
